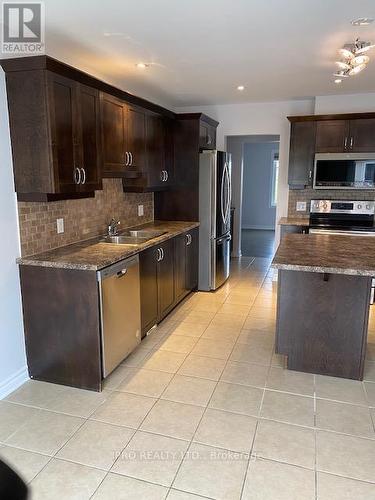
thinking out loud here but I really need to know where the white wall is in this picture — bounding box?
[315,93,375,114]
[176,99,315,248]
[242,142,278,230]
[0,70,28,398]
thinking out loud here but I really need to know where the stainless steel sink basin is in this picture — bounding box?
[128,229,167,238]
[101,235,148,246]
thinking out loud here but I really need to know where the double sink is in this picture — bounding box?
[101,229,167,246]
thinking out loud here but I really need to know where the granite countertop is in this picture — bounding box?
[272,233,375,276]
[17,221,200,271]
[278,217,310,226]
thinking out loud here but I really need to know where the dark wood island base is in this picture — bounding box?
[276,269,371,380]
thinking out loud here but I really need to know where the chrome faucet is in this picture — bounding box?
[108,218,120,236]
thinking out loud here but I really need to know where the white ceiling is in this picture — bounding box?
[29,1,375,108]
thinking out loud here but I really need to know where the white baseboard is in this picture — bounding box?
[0,366,29,399]
[242,225,275,231]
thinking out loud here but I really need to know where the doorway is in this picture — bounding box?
[226,135,280,258]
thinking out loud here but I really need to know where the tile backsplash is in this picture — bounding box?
[288,187,375,218]
[18,179,153,256]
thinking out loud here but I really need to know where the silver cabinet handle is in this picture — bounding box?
[129,152,133,166]
[160,247,164,260]
[344,137,348,150]
[73,167,81,185]
[80,168,86,185]
[207,134,212,145]
[309,170,312,181]
[125,152,129,166]
[350,137,354,149]
[186,233,191,245]
[160,171,164,182]
[157,248,161,262]
[165,170,168,181]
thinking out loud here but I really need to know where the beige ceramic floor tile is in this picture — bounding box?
[364,361,375,382]
[5,409,84,455]
[158,335,198,354]
[315,375,367,405]
[217,303,251,316]
[191,338,235,360]
[0,402,40,442]
[90,391,156,428]
[317,472,375,500]
[316,399,374,438]
[41,386,109,418]
[209,382,263,416]
[316,430,375,482]
[261,390,314,427]
[57,420,134,470]
[364,382,375,405]
[242,457,315,500]
[0,446,50,483]
[169,323,207,338]
[220,361,269,388]
[253,420,315,469]
[103,365,136,391]
[194,408,257,453]
[140,400,204,440]
[202,323,241,341]
[177,354,226,381]
[112,431,189,487]
[230,342,273,366]
[116,368,173,398]
[266,367,315,396]
[141,351,187,373]
[174,442,248,499]
[5,380,66,408]
[161,375,216,406]
[121,347,153,368]
[30,458,105,500]
[92,473,168,499]
[167,490,207,499]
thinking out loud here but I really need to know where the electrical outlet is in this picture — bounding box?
[56,218,64,234]
[296,201,307,212]
[138,205,144,217]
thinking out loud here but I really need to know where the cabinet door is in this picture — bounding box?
[315,120,349,152]
[349,119,375,152]
[199,122,216,150]
[157,238,175,320]
[101,94,126,175]
[174,234,188,303]
[139,246,158,337]
[146,114,167,187]
[288,121,316,188]
[47,72,79,193]
[186,228,199,291]
[77,85,102,192]
[127,105,146,169]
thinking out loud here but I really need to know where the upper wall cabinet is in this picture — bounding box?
[288,113,375,189]
[100,93,146,177]
[316,118,375,153]
[5,69,102,201]
[199,120,217,150]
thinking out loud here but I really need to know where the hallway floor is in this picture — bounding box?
[1,257,375,499]
[241,229,275,258]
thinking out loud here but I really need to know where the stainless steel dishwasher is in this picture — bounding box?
[97,255,141,377]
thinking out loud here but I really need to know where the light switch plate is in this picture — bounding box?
[56,218,64,234]
[138,205,144,217]
[296,201,307,212]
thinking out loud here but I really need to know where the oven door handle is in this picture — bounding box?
[310,228,375,236]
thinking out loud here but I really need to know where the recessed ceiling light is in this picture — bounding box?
[351,18,374,26]
[334,79,342,84]
[136,62,149,69]
[237,85,245,91]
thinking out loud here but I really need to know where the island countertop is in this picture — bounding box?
[17,221,199,271]
[272,233,375,276]
[278,217,309,226]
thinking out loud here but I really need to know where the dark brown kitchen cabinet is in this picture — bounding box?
[157,238,175,319]
[185,228,199,291]
[174,234,188,303]
[288,121,316,188]
[349,119,375,152]
[101,93,146,177]
[199,121,216,150]
[139,246,159,337]
[315,120,348,152]
[146,114,168,187]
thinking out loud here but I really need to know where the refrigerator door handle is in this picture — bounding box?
[220,164,226,225]
[224,162,231,224]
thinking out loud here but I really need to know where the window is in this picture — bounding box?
[270,152,279,207]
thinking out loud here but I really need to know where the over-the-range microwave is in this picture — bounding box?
[313,153,375,190]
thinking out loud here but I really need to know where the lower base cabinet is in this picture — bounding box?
[139,228,199,337]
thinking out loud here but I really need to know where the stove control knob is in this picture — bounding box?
[366,204,371,210]
[358,204,362,209]
[323,203,328,209]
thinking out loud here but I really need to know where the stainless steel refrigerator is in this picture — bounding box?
[198,150,231,291]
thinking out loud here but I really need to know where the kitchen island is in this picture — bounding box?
[272,233,375,380]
